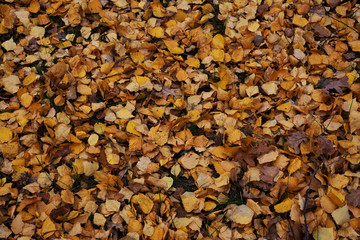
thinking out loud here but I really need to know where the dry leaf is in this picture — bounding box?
[229,205,254,225]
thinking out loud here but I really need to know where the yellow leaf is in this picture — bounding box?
[274,198,293,213]
[163,40,184,54]
[151,227,164,240]
[327,186,345,207]
[349,40,360,52]
[88,133,99,146]
[277,101,292,112]
[176,68,188,81]
[151,107,165,119]
[116,107,134,119]
[28,0,40,13]
[133,193,154,214]
[41,218,56,239]
[136,75,150,85]
[131,52,145,63]
[148,27,165,38]
[288,158,301,175]
[280,81,295,90]
[332,205,350,226]
[0,112,15,120]
[105,199,121,212]
[151,0,165,18]
[204,201,217,211]
[1,142,19,158]
[211,34,225,49]
[185,58,200,68]
[20,93,33,108]
[88,0,102,13]
[0,127,12,143]
[181,194,200,212]
[312,228,334,240]
[54,124,71,143]
[128,218,143,234]
[216,64,229,89]
[215,173,230,187]
[232,47,243,62]
[126,121,142,137]
[94,123,106,135]
[230,97,254,110]
[170,164,181,177]
[226,128,242,144]
[347,154,360,165]
[152,57,165,70]
[293,15,308,27]
[106,151,120,165]
[248,21,260,32]
[23,72,37,86]
[72,65,86,78]
[186,109,201,122]
[148,125,169,146]
[211,49,224,62]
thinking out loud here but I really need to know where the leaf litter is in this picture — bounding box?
[0,0,360,239]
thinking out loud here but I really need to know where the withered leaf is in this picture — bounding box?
[49,205,71,220]
[51,146,71,161]
[313,24,331,38]
[260,166,279,185]
[328,0,341,8]
[318,135,334,156]
[287,131,308,154]
[346,189,360,207]
[321,77,349,95]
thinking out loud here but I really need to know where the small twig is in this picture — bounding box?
[303,153,326,240]
[287,219,296,240]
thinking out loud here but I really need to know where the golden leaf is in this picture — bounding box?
[277,101,292,112]
[0,127,12,143]
[274,198,293,213]
[211,34,224,49]
[133,193,154,214]
[181,194,200,212]
[148,27,165,38]
[41,218,56,239]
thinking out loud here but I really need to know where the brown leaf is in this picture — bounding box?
[49,205,71,220]
[287,131,308,154]
[346,189,360,207]
[318,135,334,156]
[321,77,349,95]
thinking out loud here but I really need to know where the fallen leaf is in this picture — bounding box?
[286,131,308,154]
[229,205,254,225]
[2,75,20,94]
[274,198,294,213]
[40,218,56,238]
